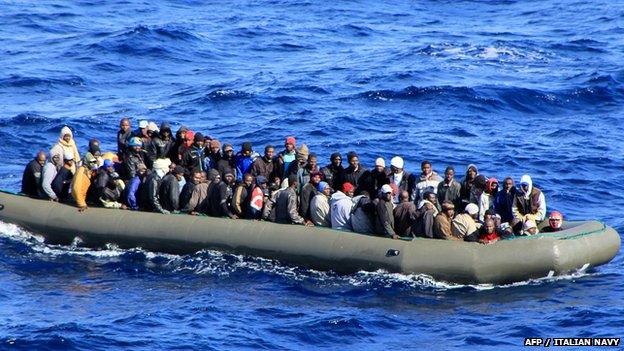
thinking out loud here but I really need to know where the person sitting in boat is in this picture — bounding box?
[262,177,288,222]
[247,175,269,220]
[512,174,547,226]
[125,163,149,211]
[434,201,457,240]
[459,164,478,211]
[232,173,254,218]
[350,190,376,234]
[275,136,297,179]
[310,181,332,227]
[389,156,411,205]
[494,177,517,224]
[476,178,498,222]
[81,139,102,171]
[21,151,46,198]
[251,145,275,180]
[235,142,257,182]
[437,166,461,211]
[320,152,344,190]
[51,151,75,203]
[159,165,185,213]
[412,160,442,203]
[142,158,171,214]
[414,192,438,238]
[206,171,237,219]
[180,132,207,174]
[374,184,397,239]
[53,126,80,174]
[146,123,174,166]
[452,203,480,240]
[123,137,148,180]
[542,211,564,233]
[299,170,322,224]
[476,219,500,245]
[217,143,236,180]
[393,190,417,237]
[330,182,355,231]
[71,161,98,212]
[343,152,367,195]
[203,139,222,172]
[183,170,208,214]
[274,174,306,225]
[521,219,539,236]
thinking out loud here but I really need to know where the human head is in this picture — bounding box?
[330,153,342,167]
[444,166,455,183]
[222,143,234,157]
[399,190,410,203]
[241,142,253,157]
[209,139,221,154]
[523,219,538,235]
[520,174,532,194]
[503,177,514,191]
[310,170,322,185]
[224,172,235,185]
[465,203,479,219]
[288,174,298,189]
[296,145,309,164]
[194,132,205,147]
[207,169,220,183]
[137,163,148,177]
[486,178,499,194]
[424,191,437,204]
[264,145,275,159]
[35,151,47,166]
[285,136,296,152]
[375,158,385,172]
[441,201,455,218]
[243,173,254,187]
[342,182,355,197]
[548,211,563,229]
[347,152,359,168]
[421,160,432,175]
[173,166,185,181]
[128,137,142,151]
[102,158,115,172]
[380,184,392,201]
[147,122,159,137]
[317,181,331,195]
[191,170,203,184]
[307,153,318,170]
[256,175,268,188]
[466,164,478,179]
[484,219,496,234]
[119,118,131,132]
[88,139,101,156]
[60,126,73,142]
[159,123,172,139]
[63,151,74,166]
[484,209,495,222]
[390,156,404,174]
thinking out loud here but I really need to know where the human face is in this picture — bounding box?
[375,164,384,172]
[311,174,321,185]
[52,154,61,165]
[308,157,317,169]
[349,157,359,168]
[521,183,530,193]
[242,149,251,157]
[224,148,234,157]
[504,179,513,191]
[265,148,274,159]
[445,169,454,183]
[446,208,455,218]
[467,167,476,178]
[120,120,131,132]
[485,220,495,233]
[422,163,431,175]
[285,143,295,152]
[36,153,47,166]
[225,174,235,184]
[192,172,202,184]
[332,156,341,167]
[63,134,71,142]
[244,175,253,187]
[426,193,437,204]
[391,165,402,174]
[323,187,332,196]
[528,227,538,235]
[210,146,220,154]
[384,192,392,201]
[549,215,562,229]
[346,189,355,197]
[196,140,204,148]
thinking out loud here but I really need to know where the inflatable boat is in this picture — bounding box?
[0,191,619,284]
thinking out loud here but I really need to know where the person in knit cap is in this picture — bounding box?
[50,151,75,202]
[310,181,332,227]
[251,145,275,180]
[235,142,257,182]
[133,120,151,145]
[181,132,207,173]
[232,173,254,218]
[124,137,148,180]
[521,219,539,236]
[204,139,222,171]
[320,152,344,190]
[330,182,355,231]
[39,147,64,200]
[81,139,102,171]
[125,163,149,211]
[217,143,236,179]
[53,126,80,173]
[342,151,368,194]
[21,151,46,198]
[284,144,309,184]
[277,136,297,178]
[359,157,390,198]
[433,201,457,240]
[296,150,319,194]
[388,156,412,205]
[374,184,397,238]
[169,125,189,164]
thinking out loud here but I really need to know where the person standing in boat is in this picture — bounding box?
[21,151,46,198]
[81,139,102,171]
[274,175,305,225]
[296,152,320,194]
[412,160,442,203]
[251,145,275,180]
[512,174,547,225]
[320,153,344,190]
[133,120,151,146]
[71,161,98,212]
[330,182,355,231]
[247,176,269,220]
[542,211,564,233]
[123,137,148,180]
[116,118,132,161]
[437,166,461,210]
[275,136,297,179]
[217,144,236,180]
[146,123,174,166]
[203,139,222,172]
[53,126,80,173]
[388,156,412,205]
[476,178,498,222]
[235,142,257,183]
[39,147,64,200]
[50,151,75,202]
[310,181,332,227]
[359,157,390,199]
[342,152,367,194]
[459,164,479,211]
[180,132,207,174]
[184,170,209,214]
[494,177,517,224]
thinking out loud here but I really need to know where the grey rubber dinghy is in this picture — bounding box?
[0,191,619,285]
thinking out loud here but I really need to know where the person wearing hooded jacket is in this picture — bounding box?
[477,178,498,222]
[21,151,46,198]
[71,162,97,211]
[512,174,546,222]
[320,152,344,190]
[342,152,367,194]
[146,123,174,165]
[350,190,376,234]
[217,144,236,179]
[206,171,237,219]
[235,142,257,183]
[40,147,64,200]
[53,126,80,173]
[143,158,172,214]
[330,182,355,231]
[460,164,478,211]
[494,177,517,224]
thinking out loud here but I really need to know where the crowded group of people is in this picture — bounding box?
[20,119,566,244]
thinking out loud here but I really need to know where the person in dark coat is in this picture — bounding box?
[124,137,148,180]
[235,142,256,183]
[494,177,517,224]
[437,166,462,210]
[393,190,418,237]
[274,175,305,225]
[232,173,254,218]
[343,151,368,194]
[92,159,118,205]
[204,139,222,171]
[146,123,174,165]
[159,165,185,212]
[142,160,170,214]
[217,144,236,179]
[179,169,201,212]
[125,163,148,210]
[460,164,478,211]
[374,184,397,239]
[320,152,344,190]
[21,151,46,197]
[206,172,237,219]
[181,132,207,173]
[251,145,275,180]
[117,118,132,161]
[51,152,75,202]
[388,156,412,204]
[299,171,322,223]
[359,157,390,199]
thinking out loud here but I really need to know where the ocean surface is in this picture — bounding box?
[1,0,623,349]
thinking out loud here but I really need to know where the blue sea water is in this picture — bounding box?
[1,0,623,349]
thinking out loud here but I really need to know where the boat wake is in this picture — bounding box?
[0,221,595,292]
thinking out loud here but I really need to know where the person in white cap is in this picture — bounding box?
[521,219,539,236]
[412,160,442,203]
[142,158,172,214]
[40,147,64,200]
[53,126,80,173]
[359,157,390,197]
[134,119,151,145]
[50,151,75,202]
[389,156,411,205]
[374,184,398,239]
[451,203,480,240]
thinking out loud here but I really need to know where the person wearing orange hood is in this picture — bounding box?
[71,162,98,212]
[477,177,499,222]
[54,126,80,173]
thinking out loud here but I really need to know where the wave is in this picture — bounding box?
[192,89,253,103]
[0,221,598,292]
[0,75,85,89]
[408,42,550,62]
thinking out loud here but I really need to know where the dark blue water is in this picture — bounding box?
[1,0,623,349]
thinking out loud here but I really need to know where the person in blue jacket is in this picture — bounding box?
[235,142,257,182]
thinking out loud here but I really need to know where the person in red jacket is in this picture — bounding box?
[478,218,500,244]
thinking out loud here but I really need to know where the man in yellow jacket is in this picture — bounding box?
[71,164,96,212]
